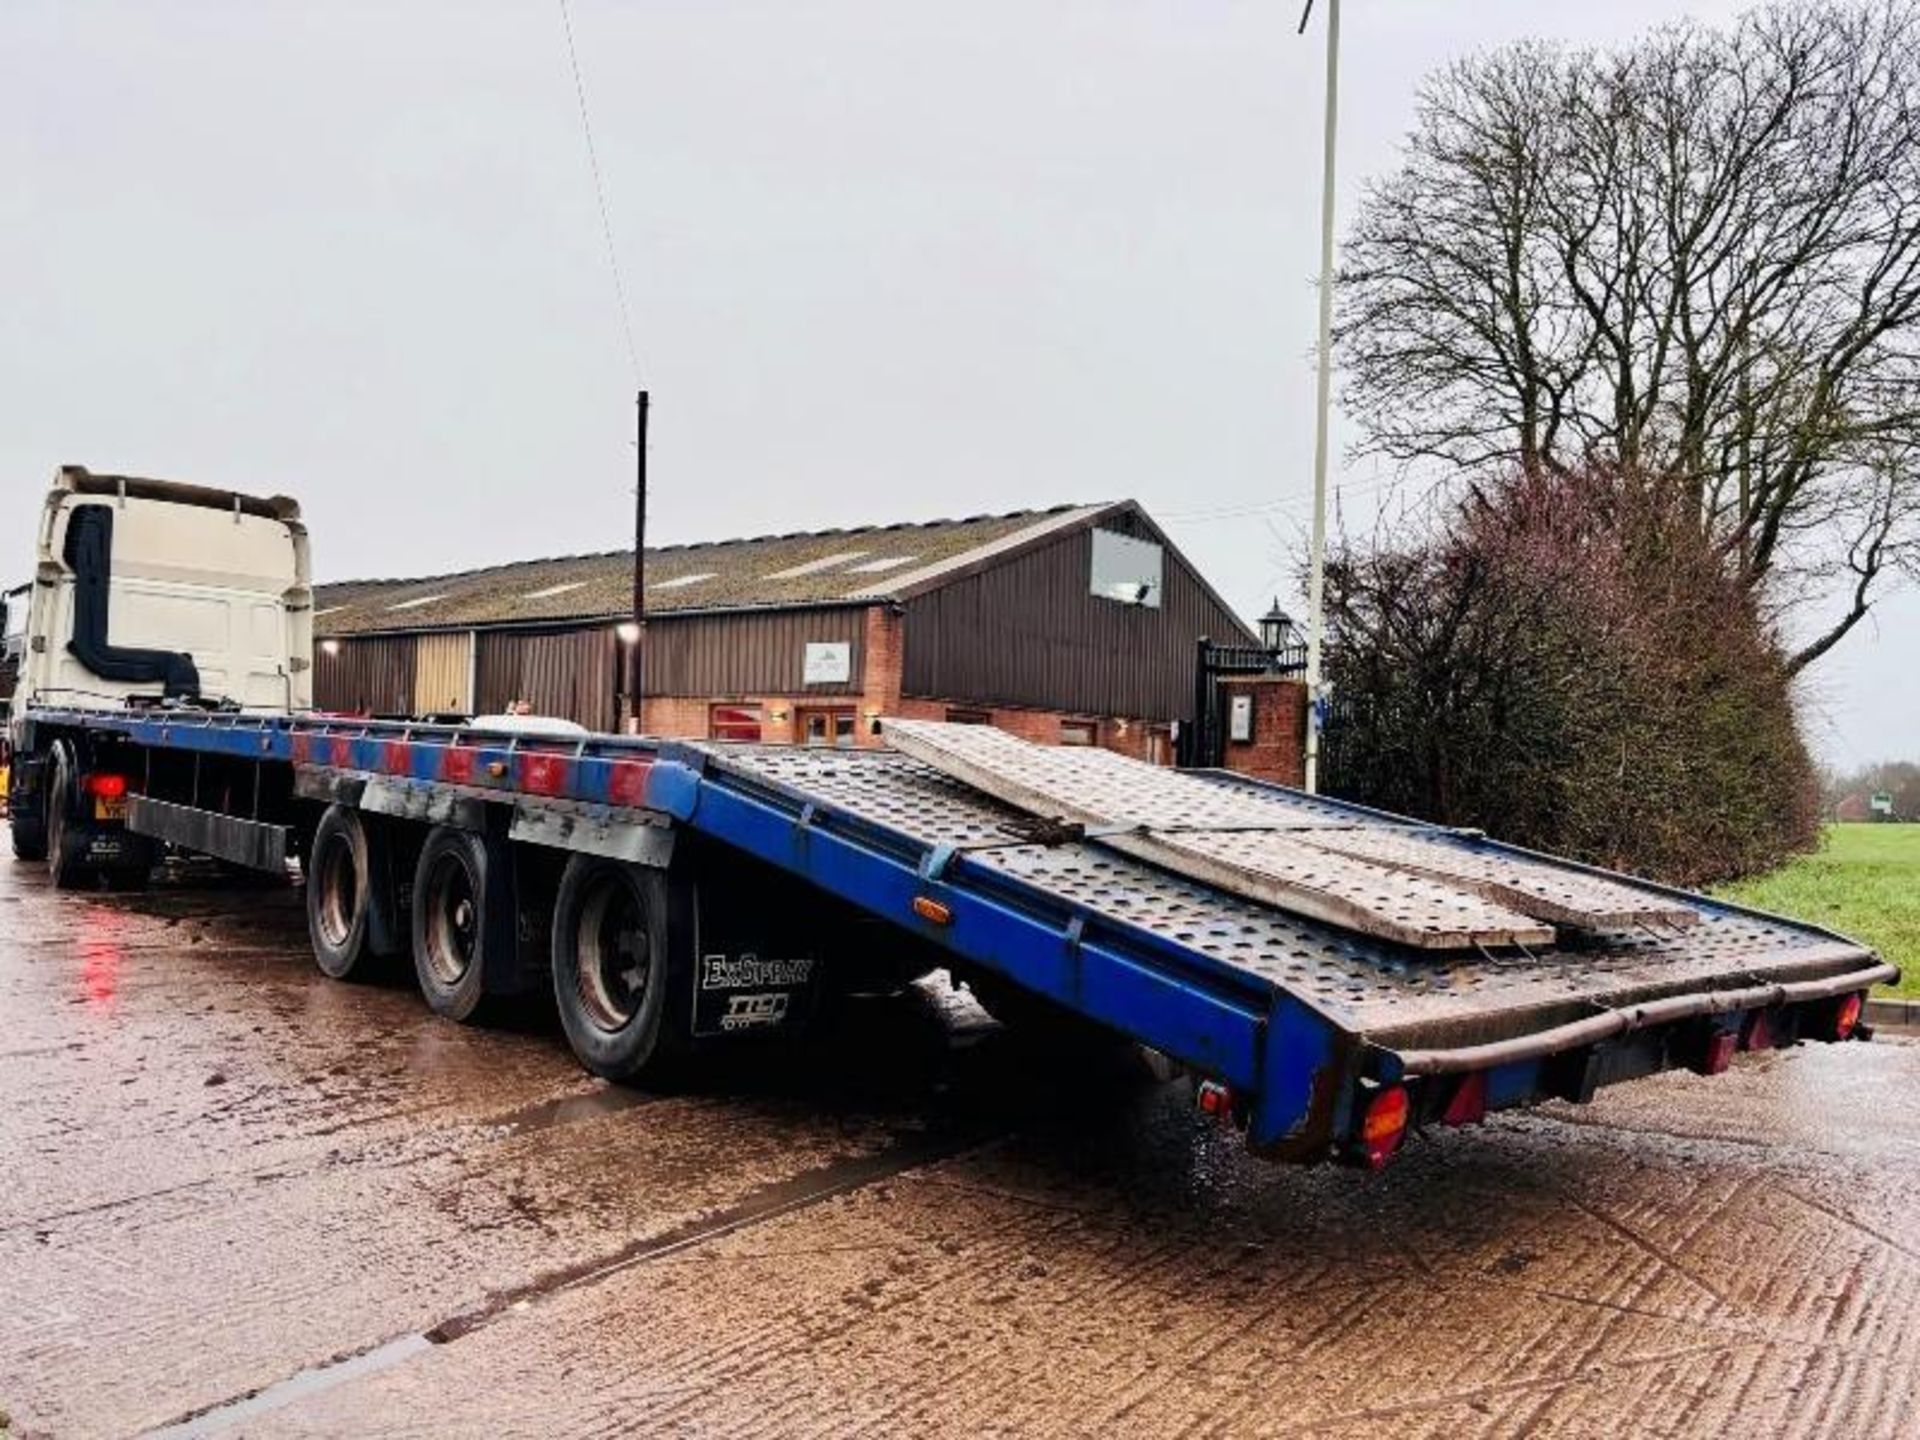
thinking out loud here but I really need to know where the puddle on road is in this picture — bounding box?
[141,1334,434,1439]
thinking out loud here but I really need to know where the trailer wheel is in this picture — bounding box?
[550,856,683,1082]
[411,826,495,1022]
[306,805,389,980]
[46,745,98,891]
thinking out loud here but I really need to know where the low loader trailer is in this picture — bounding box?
[4,471,1896,1167]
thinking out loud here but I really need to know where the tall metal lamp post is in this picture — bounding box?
[1300,0,1341,793]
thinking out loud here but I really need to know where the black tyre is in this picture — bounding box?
[105,835,156,892]
[410,826,497,1022]
[967,969,1136,1052]
[46,746,98,891]
[550,856,685,1082]
[10,810,47,863]
[306,805,388,980]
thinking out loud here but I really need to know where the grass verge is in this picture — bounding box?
[1715,824,1920,998]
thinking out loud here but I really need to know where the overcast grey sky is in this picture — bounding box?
[2,1,1909,762]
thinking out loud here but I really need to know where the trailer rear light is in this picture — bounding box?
[85,773,128,800]
[1832,991,1865,1041]
[1196,1079,1233,1121]
[1698,1029,1738,1075]
[1360,1084,1409,1168]
[911,896,952,926]
[1441,1072,1486,1126]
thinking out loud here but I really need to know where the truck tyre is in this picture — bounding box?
[105,834,156,892]
[46,745,98,891]
[410,826,498,1023]
[550,856,686,1083]
[10,810,47,863]
[306,805,390,980]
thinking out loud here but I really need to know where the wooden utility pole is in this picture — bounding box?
[628,389,649,729]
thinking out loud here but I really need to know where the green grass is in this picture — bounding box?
[1715,824,1920,997]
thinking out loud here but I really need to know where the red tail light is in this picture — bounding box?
[1360,1085,1410,1168]
[85,773,128,800]
[1441,1072,1486,1126]
[1698,1030,1738,1075]
[1196,1079,1234,1122]
[1832,992,1864,1042]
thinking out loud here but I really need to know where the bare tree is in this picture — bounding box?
[1339,1,1920,671]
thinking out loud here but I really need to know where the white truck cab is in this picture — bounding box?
[13,466,313,722]
[5,468,314,881]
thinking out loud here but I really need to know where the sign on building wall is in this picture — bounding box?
[803,642,852,685]
[1228,693,1254,743]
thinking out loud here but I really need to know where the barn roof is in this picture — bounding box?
[313,502,1121,637]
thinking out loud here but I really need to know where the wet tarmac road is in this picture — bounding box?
[2,854,1917,1439]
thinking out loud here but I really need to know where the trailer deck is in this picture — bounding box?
[14,702,1897,1164]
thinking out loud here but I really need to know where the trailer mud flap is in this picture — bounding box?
[688,880,821,1040]
[692,952,820,1037]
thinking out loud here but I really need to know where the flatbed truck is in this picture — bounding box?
[4,469,1896,1167]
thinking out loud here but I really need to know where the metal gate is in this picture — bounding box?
[1179,634,1306,768]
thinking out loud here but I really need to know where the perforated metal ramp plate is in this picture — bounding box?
[1290,827,1700,931]
[882,719,1552,951]
[696,744,1870,1052]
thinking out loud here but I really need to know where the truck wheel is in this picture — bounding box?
[105,835,156,892]
[10,810,47,863]
[550,856,685,1082]
[411,826,495,1023]
[306,805,389,980]
[46,746,98,891]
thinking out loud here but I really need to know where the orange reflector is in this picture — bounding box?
[85,773,128,800]
[911,896,952,926]
[1834,991,1864,1041]
[1361,1085,1410,1169]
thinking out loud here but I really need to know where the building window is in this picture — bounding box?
[1089,528,1163,608]
[798,707,857,748]
[709,703,764,742]
[1059,720,1097,746]
[945,707,992,724]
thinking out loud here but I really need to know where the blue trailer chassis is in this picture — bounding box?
[14,705,1896,1166]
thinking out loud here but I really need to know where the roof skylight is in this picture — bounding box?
[762,551,869,580]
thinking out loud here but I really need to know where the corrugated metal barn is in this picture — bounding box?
[311,500,1263,762]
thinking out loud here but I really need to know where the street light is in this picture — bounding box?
[1300,0,1341,794]
[614,620,640,645]
[1259,599,1296,654]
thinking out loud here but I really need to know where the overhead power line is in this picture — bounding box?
[558,0,641,383]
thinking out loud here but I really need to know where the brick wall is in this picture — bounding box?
[1216,676,1306,786]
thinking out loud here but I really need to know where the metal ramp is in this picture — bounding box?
[882,720,1696,949]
